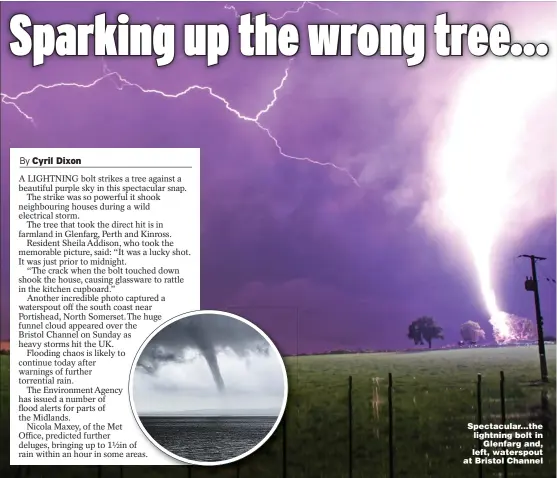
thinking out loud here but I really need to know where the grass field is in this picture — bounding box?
[1,346,555,478]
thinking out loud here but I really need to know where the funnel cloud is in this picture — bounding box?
[137,313,270,392]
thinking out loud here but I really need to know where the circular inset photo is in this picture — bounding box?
[129,310,288,465]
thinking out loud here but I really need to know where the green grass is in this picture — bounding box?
[1,346,556,478]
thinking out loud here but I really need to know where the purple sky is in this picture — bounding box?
[1,2,556,354]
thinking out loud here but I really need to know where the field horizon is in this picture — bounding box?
[1,345,556,477]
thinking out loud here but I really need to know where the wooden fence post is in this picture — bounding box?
[477,374,483,478]
[348,375,353,478]
[500,371,507,478]
[388,373,394,478]
[282,415,287,478]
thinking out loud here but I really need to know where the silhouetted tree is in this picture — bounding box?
[408,316,444,349]
[460,321,486,344]
[408,323,424,346]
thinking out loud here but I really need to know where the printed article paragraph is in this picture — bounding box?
[10,148,200,465]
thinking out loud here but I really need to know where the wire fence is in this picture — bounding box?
[4,306,555,478]
[8,371,555,478]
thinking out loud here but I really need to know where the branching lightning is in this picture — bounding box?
[5,4,553,346]
[2,3,356,184]
[1,95,35,124]
[224,2,338,21]
[1,60,358,184]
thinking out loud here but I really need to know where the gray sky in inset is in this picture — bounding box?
[133,313,285,416]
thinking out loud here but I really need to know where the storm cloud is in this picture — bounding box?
[137,313,270,391]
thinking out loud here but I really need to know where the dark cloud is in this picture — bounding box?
[137,314,269,391]
[1,2,555,350]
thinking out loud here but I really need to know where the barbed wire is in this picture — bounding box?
[537,260,556,285]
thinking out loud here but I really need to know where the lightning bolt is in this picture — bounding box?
[0,94,35,125]
[224,2,338,20]
[1,60,357,184]
[1,0,355,184]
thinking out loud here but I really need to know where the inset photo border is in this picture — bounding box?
[128,309,289,465]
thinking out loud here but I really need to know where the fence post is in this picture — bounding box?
[348,375,353,478]
[477,374,483,478]
[499,371,507,478]
[97,465,102,478]
[388,372,394,478]
[188,465,192,478]
[236,461,241,478]
[282,415,287,478]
